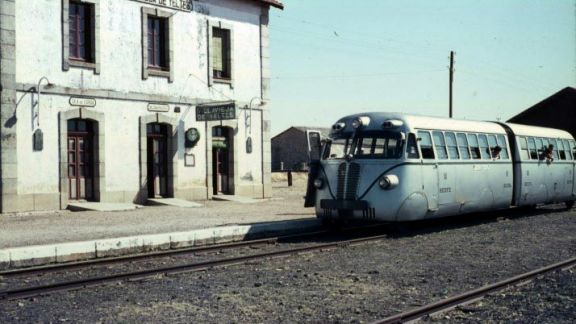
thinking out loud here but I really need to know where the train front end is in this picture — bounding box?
[309,113,418,223]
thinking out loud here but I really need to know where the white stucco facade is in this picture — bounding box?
[0,0,280,212]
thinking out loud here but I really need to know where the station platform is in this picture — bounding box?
[0,180,318,269]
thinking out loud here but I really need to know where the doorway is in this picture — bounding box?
[212,126,233,195]
[147,123,169,198]
[67,119,95,201]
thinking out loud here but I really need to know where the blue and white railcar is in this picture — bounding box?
[308,112,576,222]
[504,123,575,207]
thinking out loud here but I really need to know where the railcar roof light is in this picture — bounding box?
[332,122,346,131]
[352,116,370,129]
[382,119,404,128]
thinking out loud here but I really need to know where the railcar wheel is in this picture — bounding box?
[566,200,575,210]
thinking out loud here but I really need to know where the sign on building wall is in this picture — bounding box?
[69,97,97,107]
[148,103,170,112]
[131,0,193,12]
[196,103,236,121]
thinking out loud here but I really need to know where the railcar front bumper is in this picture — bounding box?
[320,199,376,219]
[320,199,369,210]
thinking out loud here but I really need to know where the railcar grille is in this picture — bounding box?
[336,162,360,200]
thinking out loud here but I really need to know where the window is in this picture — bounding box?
[69,2,93,61]
[570,140,576,160]
[519,137,530,160]
[142,7,173,82]
[323,138,349,160]
[456,133,471,160]
[468,134,481,159]
[63,0,99,73]
[418,131,435,159]
[212,27,231,80]
[431,131,448,160]
[496,135,510,160]
[557,140,566,160]
[445,132,459,159]
[487,135,499,159]
[527,137,537,160]
[563,139,573,160]
[352,132,403,159]
[147,17,168,70]
[535,138,544,159]
[478,135,490,159]
[406,133,420,159]
[548,139,559,160]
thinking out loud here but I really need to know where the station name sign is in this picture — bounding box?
[196,103,236,121]
[69,97,96,107]
[132,0,192,12]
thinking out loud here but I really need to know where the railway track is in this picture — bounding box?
[0,226,390,301]
[373,257,576,324]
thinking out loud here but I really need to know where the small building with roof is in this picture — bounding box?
[271,126,330,171]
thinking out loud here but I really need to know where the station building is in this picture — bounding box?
[0,0,283,213]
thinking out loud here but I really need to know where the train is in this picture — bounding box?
[304,112,576,222]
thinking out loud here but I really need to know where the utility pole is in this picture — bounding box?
[449,51,454,118]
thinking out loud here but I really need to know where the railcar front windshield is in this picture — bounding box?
[324,131,404,160]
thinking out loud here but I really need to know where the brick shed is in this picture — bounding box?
[271,127,330,171]
[508,87,576,138]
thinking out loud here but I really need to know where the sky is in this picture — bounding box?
[268,0,576,136]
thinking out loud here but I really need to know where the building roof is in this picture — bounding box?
[254,0,284,9]
[272,126,331,140]
[508,87,576,123]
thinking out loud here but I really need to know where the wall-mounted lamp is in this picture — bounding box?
[35,76,54,128]
[244,97,265,135]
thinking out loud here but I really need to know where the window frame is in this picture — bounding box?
[417,131,435,160]
[62,0,100,74]
[208,21,235,87]
[141,7,174,82]
[456,133,471,160]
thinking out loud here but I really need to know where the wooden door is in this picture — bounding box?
[147,124,168,198]
[68,120,94,200]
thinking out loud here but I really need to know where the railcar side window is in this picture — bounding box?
[557,140,566,160]
[467,134,481,159]
[478,134,490,159]
[444,132,459,159]
[548,139,559,160]
[456,133,471,160]
[527,137,537,160]
[418,131,435,159]
[487,135,499,159]
[562,139,573,160]
[406,133,419,159]
[496,135,509,159]
[432,131,448,160]
[570,140,576,160]
[519,137,530,160]
[535,138,544,159]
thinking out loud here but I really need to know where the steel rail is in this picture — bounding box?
[0,230,327,277]
[373,256,576,324]
[1,223,390,278]
[0,233,389,301]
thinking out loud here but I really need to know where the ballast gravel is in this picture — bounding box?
[1,204,575,323]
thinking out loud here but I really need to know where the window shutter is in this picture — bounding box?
[212,31,223,72]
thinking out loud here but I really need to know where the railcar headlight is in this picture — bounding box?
[313,178,324,189]
[351,116,370,129]
[378,175,399,190]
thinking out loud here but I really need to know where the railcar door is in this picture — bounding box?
[417,131,438,212]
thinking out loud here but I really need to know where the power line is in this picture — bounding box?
[273,69,445,80]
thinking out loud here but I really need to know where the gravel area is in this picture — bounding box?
[1,204,574,323]
[0,178,312,248]
[425,268,576,323]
